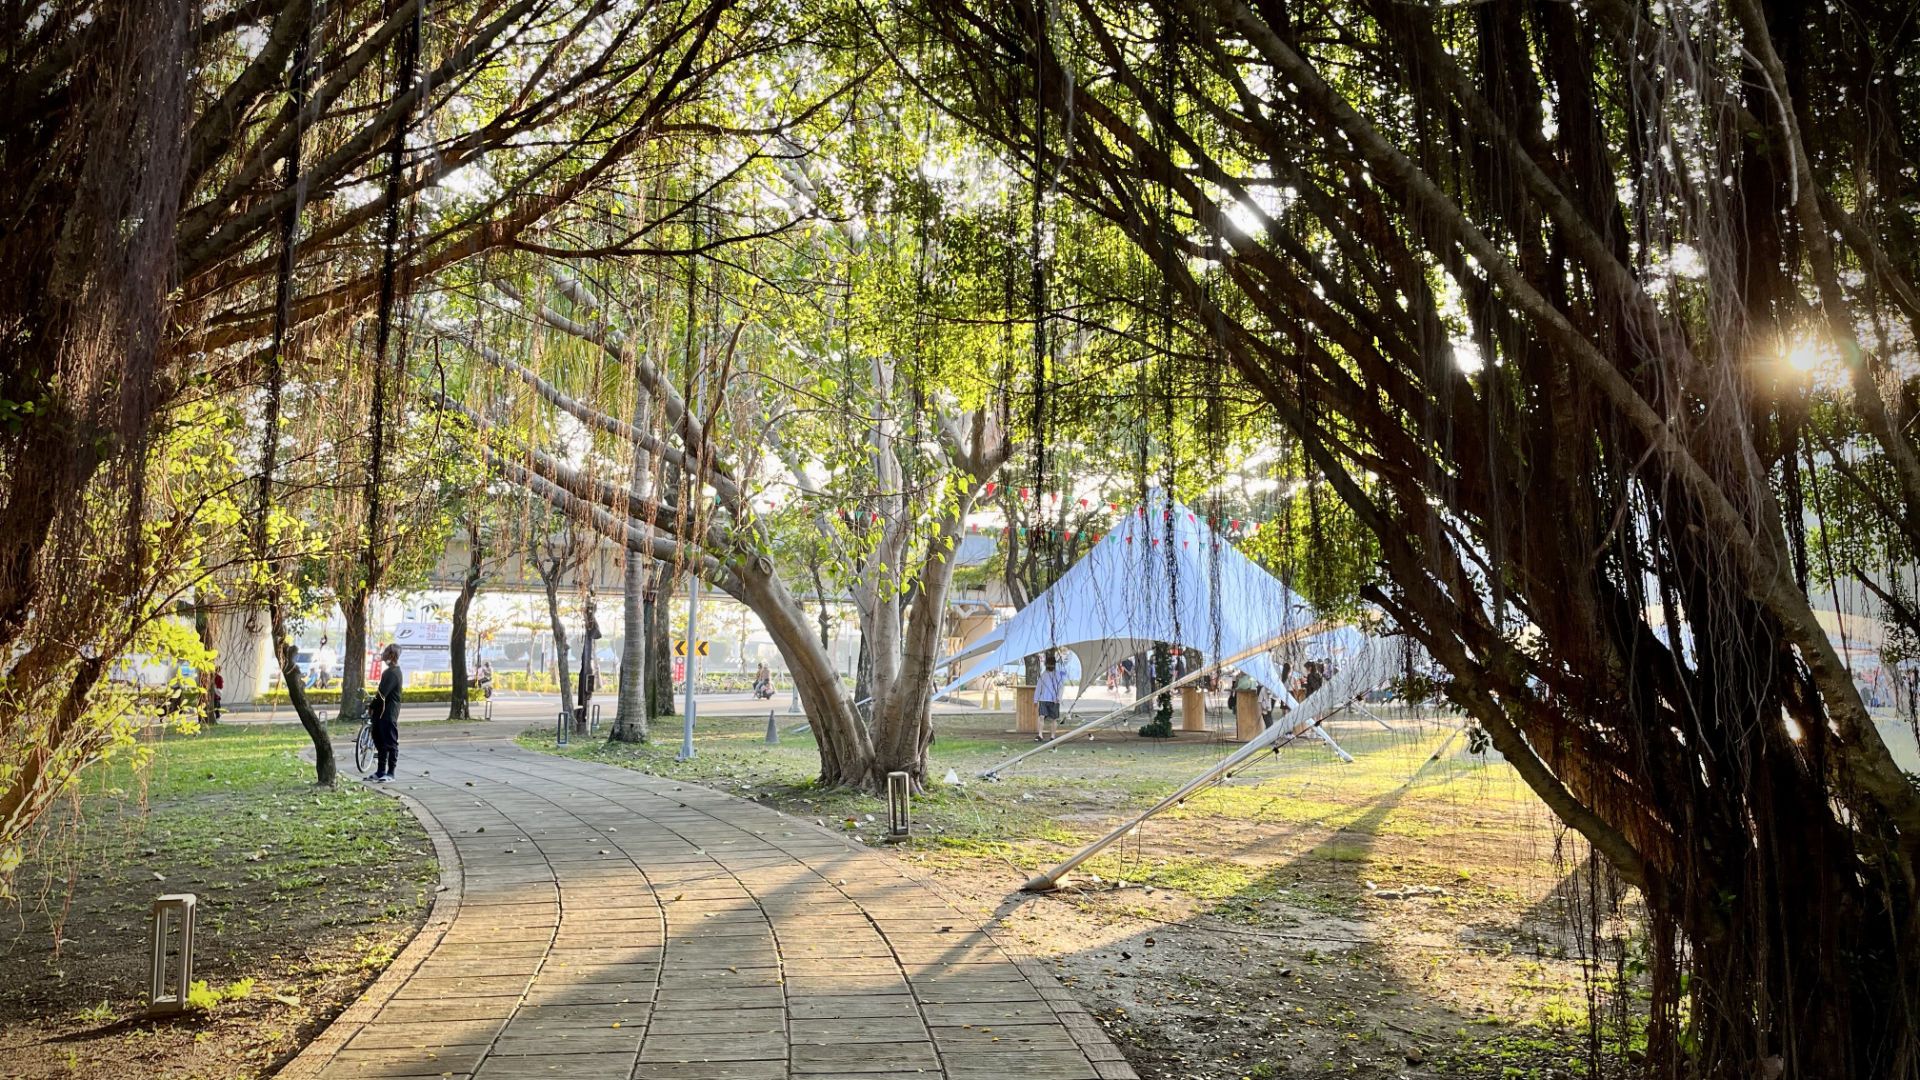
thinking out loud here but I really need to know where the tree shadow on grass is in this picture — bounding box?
[977,775,1609,1078]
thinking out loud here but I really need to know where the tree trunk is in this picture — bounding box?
[614,553,648,741]
[809,559,833,650]
[647,567,677,718]
[192,602,218,723]
[729,559,873,786]
[853,629,873,713]
[270,601,334,785]
[335,587,368,723]
[542,570,575,727]
[1150,645,1173,730]
[615,360,652,742]
[447,522,482,722]
[871,508,974,786]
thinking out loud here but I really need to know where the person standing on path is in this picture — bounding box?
[368,643,403,782]
[1034,653,1066,742]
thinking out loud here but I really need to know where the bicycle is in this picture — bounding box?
[339,701,374,775]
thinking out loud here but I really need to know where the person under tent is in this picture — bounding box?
[1034,653,1067,743]
[1301,660,1326,699]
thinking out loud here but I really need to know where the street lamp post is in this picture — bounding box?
[678,571,699,760]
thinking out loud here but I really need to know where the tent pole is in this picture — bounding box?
[1408,723,1467,784]
[1308,723,1355,763]
[1341,700,1394,731]
[1025,730,1306,891]
[1022,639,1396,891]
[978,621,1330,779]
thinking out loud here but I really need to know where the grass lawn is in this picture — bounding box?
[524,708,1625,1078]
[0,720,437,1080]
[521,707,1562,893]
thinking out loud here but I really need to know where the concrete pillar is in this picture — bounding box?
[210,609,273,705]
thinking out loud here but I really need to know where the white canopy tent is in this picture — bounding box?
[936,490,1317,705]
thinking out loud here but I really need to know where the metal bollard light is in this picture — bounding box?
[590,703,602,737]
[148,894,196,1015]
[885,771,911,840]
[556,710,570,746]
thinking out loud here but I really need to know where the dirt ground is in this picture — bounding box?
[0,723,437,1080]
[544,706,1638,1079]
[918,840,1612,1080]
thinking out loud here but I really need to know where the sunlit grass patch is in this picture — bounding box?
[519,708,1570,917]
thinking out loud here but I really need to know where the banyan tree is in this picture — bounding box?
[914,0,1920,1074]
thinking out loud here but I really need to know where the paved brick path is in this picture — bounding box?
[282,742,1135,1080]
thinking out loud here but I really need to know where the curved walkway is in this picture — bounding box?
[281,741,1135,1080]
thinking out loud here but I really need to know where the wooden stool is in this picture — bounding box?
[1180,686,1207,732]
[1014,684,1038,734]
[1234,690,1264,741]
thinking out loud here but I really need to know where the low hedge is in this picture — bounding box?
[695,671,782,693]
[489,672,561,692]
[394,672,559,692]
[260,687,477,705]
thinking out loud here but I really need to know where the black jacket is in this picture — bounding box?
[371,665,403,723]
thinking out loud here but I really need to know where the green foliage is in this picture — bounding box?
[1136,716,1174,739]
[0,395,243,884]
[186,977,255,1011]
[1466,725,1492,755]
